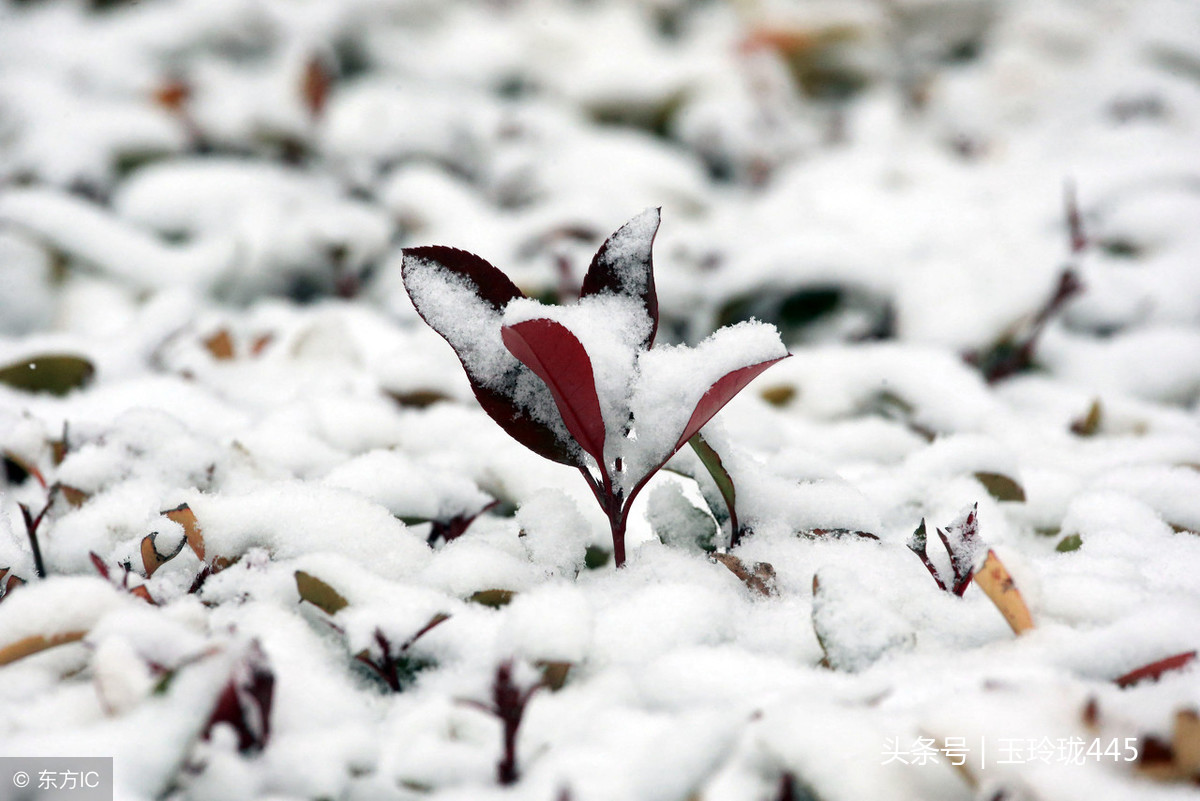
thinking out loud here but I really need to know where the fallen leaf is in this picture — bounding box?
[974,472,1026,503]
[1056,533,1082,552]
[141,531,186,577]
[295,570,349,615]
[972,549,1035,634]
[712,553,776,596]
[0,354,94,396]
[0,630,88,666]
[760,384,796,407]
[1138,708,1200,782]
[469,589,515,608]
[203,330,235,360]
[164,503,204,561]
[387,389,452,409]
[59,485,88,507]
[537,661,572,691]
[153,78,191,111]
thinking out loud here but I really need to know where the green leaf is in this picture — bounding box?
[295,570,349,615]
[974,471,1026,502]
[584,545,611,570]
[1056,534,1082,552]
[0,354,95,396]
[689,432,740,544]
[469,589,515,608]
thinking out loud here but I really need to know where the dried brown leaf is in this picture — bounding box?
[712,553,776,596]
[164,503,205,561]
[1138,708,1200,782]
[203,330,235,360]
[537,660,572,691]
[0,630,88,666]
[140,531,185,577]
[59,485,88,507]
[973,549,1035,634]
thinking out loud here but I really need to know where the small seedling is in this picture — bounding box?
[906,507,982,597]
[424,499,500,547]
[294,570,449,691]
[403,209,788,565]
[18,500,49,579]
[908,505,1034,634]
[461,660,544,786]
[964,184,1088,383]
[353,618,448,692]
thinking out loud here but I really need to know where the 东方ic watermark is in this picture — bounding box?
[0,758,113,800]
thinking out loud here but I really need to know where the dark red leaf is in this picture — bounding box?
[202,641,274,753]
[937,504,981,596]
[89,551,110,581]
[1115,651,1197,688]
[580,208,661,349]
[502,319,608,471]
[403,246,524,313]
[428,499,499,546]
[673,356,789,453]
[403,247,579,467]
[906,519,948,592]
[473,383,581,467]
[301,54,332,119]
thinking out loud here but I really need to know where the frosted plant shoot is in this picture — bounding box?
[403,209,788,566]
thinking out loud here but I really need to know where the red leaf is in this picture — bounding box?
[404,246,524,313]
[301,54,332,119]
[403,247,579,467]
[1115,651,1197,688]
[202,641,274,754]
[502,319,607,471]
[473,383,581,468]
[936,504,981,596]
[580,209,660,349]
[673,356,789,453]
[89,551,110,581]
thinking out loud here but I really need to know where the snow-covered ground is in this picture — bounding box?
[2,1,1200,799]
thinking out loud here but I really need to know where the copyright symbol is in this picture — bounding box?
[12,771,30,788]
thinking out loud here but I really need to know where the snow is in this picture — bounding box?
[2,0,1200,799]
